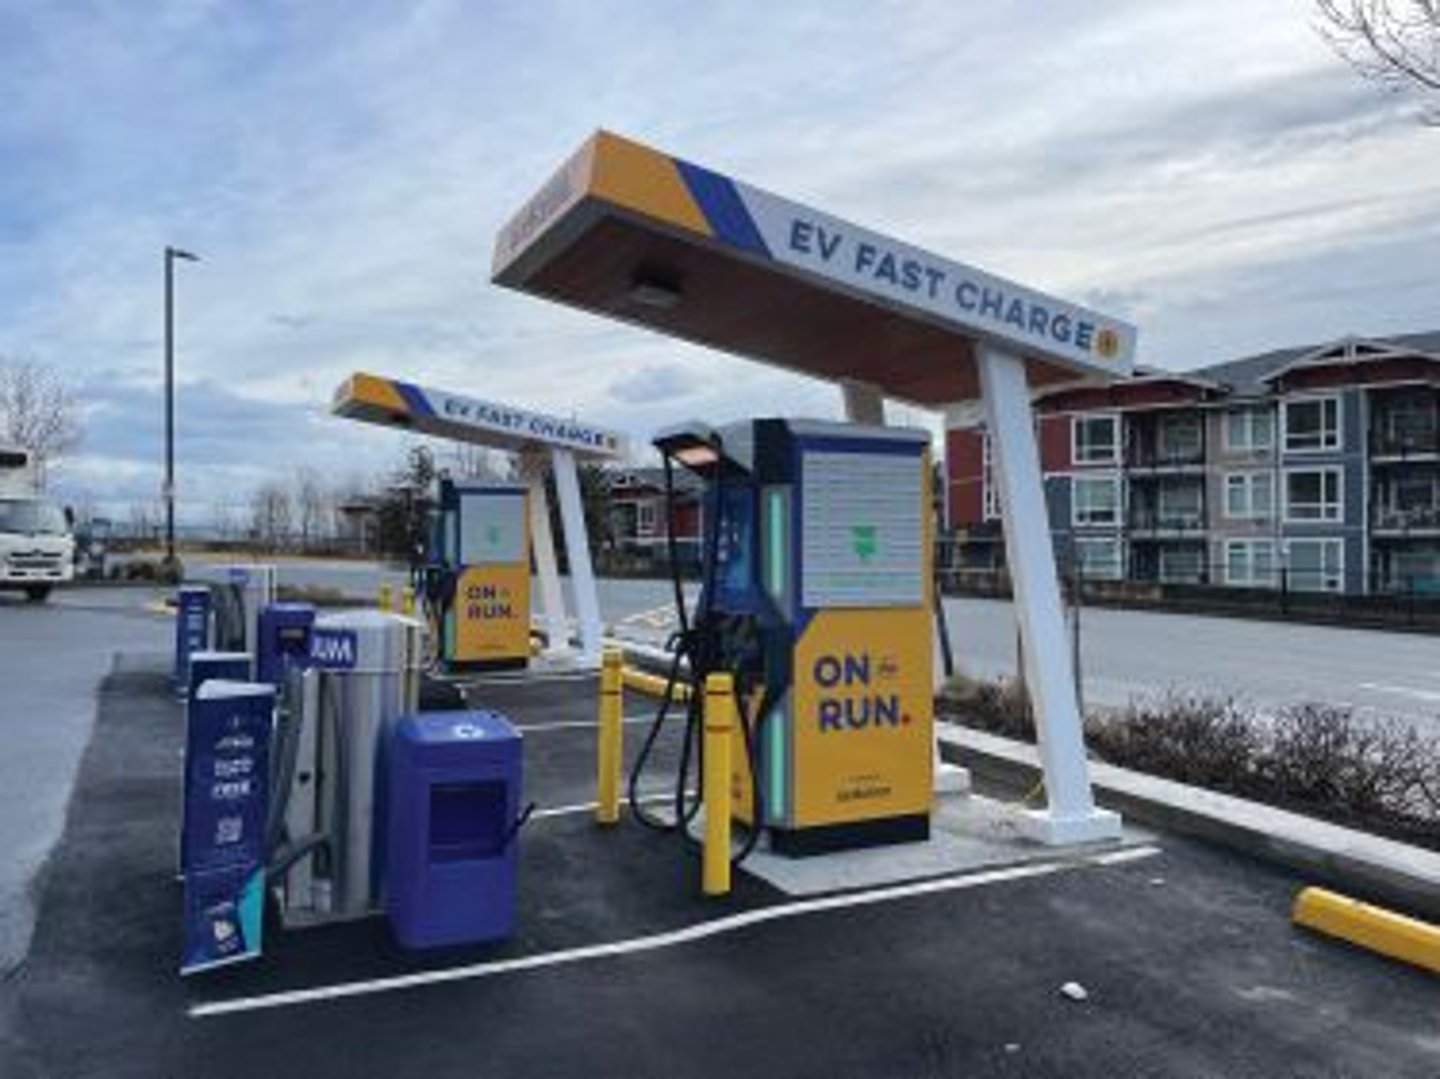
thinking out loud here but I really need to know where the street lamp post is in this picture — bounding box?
[163,245,199,569]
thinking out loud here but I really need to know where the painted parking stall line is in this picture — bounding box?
[189,845,1160,1019]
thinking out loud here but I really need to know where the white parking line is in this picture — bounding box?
[189,845,1161,1019]
[512,716,656,732]
[530,792,688,820]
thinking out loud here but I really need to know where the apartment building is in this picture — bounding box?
[945,332,1440,594]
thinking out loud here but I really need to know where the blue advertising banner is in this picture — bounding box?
[180,681,273,976]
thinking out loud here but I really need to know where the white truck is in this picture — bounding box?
[0,444,74,602]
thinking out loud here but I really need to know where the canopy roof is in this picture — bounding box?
[332,372,625,460]
[492,130,1136,406]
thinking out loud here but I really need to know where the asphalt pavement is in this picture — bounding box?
[3,659,1436,1079]
[0,585,167,970]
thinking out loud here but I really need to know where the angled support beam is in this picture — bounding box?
[521,451,569,657]
[552,448,603,665]
[978,343,1119,844]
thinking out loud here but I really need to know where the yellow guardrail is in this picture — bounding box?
[621,666,691,703]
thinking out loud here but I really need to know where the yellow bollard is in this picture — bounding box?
[596,648,624,825]
[401,585,416,617]
[378,583,393,612]
[703,672,735,897]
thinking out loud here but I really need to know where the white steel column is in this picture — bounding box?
[522,451,569,657]
[840,379,886,426]
[551,447,603,665]
[978,343,1120,844]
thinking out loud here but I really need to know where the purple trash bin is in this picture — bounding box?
[386,711,524,949]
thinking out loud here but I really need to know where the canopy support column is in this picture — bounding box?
[522,451,569,657]
[978,343,1119,844]
[552,447,603,665]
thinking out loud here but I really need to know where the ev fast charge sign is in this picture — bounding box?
[737,186,1135,376]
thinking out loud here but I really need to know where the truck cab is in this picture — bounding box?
[0,445,74,602]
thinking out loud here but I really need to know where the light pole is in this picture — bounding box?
[163,245,199,569]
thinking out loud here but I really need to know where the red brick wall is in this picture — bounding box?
[1039,415,1071,472]
[945,428,984,528]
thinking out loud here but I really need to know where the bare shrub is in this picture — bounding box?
[1089,695,1259,793]
[1262,704,1437,823]
[942,678,1439,849]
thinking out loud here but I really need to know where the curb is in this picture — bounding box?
[938,723,1440,921]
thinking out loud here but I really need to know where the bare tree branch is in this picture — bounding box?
[0,358,84,485]
[1317,1,1440,123]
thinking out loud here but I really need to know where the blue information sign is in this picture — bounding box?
[180,681,273,975]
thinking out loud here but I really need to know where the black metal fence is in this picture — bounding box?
[937,556,1440,632]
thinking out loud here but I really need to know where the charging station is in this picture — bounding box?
[332,373,624,671]
[646,418,935,855]
[494,129,1138,845]
[427,479,532,671]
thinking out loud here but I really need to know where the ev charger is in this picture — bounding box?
[419,479,532,672]
[638,418,935,857]
[189,563,278,659]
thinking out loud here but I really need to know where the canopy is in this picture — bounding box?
[491,130,1136,405]
[332,372,624,460]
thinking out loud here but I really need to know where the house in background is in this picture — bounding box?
[945,331,1440,595]
[604,466,704,567]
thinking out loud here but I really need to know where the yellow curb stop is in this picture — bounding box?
[1293,887,1439,975]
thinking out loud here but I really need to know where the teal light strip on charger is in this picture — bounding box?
[766,488,785,601]
[763,489,788,822]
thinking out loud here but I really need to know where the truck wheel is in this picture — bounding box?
[24,586,52,603]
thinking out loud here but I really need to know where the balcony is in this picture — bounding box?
[1370,427,1439,461]
[1371,504,1440,535]
[1128,509,1207,535]
[1124,446,1206,472]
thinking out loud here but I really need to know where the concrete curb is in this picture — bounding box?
[937,723,1440,921]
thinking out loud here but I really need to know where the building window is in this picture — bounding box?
[1073,475,1120,527]
[1159,546,1205,583]
[1075,537,1123,580]
[636,501,657,536]
[1159,414,1203,461]
[1284,467,1343,522]
[1073,414,1118,465]
[981,434,1000,520]
[1225,540,1276,587]
[1224,408,1274,453]
[1224,471,1274,520]
[1283,396,1341,453]
[1286,538,1344,593]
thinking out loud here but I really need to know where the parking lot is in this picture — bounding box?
[1,629,1435,1079]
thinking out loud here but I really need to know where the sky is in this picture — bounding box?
[2,1,1438,521]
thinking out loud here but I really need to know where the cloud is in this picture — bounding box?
[1,1,1437,519]
[607,363,705,405]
